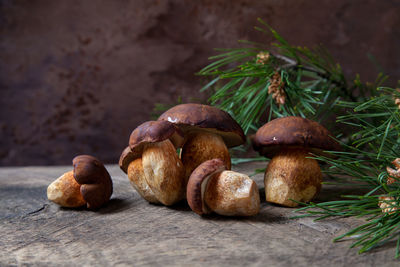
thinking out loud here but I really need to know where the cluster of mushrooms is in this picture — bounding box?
[47,103,340,216]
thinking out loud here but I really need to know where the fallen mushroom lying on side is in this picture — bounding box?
[187,158,260,216]
[158,103,245,181]
[119,120,185,206]
[47,155,113,209]
[252,116,341,207]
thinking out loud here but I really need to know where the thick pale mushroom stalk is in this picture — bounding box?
[205,170,260,216]
[121,141,184,205]
[142,139,185,206]
[47,171,86,208]
[126,158,159,204]
[180,131,231,180]
[264,148,322,207]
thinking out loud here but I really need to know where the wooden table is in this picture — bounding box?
[0,162,397,266]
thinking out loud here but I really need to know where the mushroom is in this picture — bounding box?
[187,158,260,216]
[119,120,185,206]
[252,116,341,207]
[158,103,245,180]
[47,155,113,209]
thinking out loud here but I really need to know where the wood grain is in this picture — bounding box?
[0,163,397,266]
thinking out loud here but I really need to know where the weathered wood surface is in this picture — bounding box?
[0,162,397,266]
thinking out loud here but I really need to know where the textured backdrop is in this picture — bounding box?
[1,0,400,166]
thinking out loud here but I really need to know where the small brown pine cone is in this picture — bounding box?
[268,72,286,106]
[378,196,399,214]
[256,52,270,65]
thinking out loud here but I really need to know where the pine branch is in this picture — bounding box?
[197,19,368,135]
[295,87,400,257]
[273,52,355,101]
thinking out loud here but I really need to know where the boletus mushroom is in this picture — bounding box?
[252,116,341,207]
[47,155,113,209]
[158,103,245,180]
[187,158,260,216]
[119,120,185,206]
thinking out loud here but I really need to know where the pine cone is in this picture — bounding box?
[256,52,270,65]
[386,158,400,185]
[268,72,286,106]
[378,196,399,214]
[394,88,400,109]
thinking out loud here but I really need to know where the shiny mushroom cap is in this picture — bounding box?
[127,120,184,161]
[252,116,341,158]
[158,103,245,148]
[72,155,113,209]
[186,158,227,215]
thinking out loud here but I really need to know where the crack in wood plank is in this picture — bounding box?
[24,204,48,216]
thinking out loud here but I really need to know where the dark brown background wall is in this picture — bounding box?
[1,0,399,166]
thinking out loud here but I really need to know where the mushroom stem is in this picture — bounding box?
[127,158,160,204]
[142,139,185,206]
[204,170,260,216]
[47,171,86,208]
[264,148,322,207]
[180,132,231,180]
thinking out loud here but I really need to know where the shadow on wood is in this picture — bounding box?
[97,198,133,214]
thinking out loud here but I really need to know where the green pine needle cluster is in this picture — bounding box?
[198,18,357,135]
[296,87,400,257]
[198,19,400,257]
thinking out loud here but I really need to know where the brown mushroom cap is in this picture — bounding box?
[128,120,184,160]
[186,158,227,215]
[252,116,341,158]
[158,103,245,147]
[72,155,113,209]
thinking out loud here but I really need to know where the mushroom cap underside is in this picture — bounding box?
[119,146,135,173]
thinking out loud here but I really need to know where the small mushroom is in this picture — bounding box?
[158,103,245,180]
[119,120,185,205]
[47,155,113,209]
[187,158,260,216]
[252,116,341,207]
